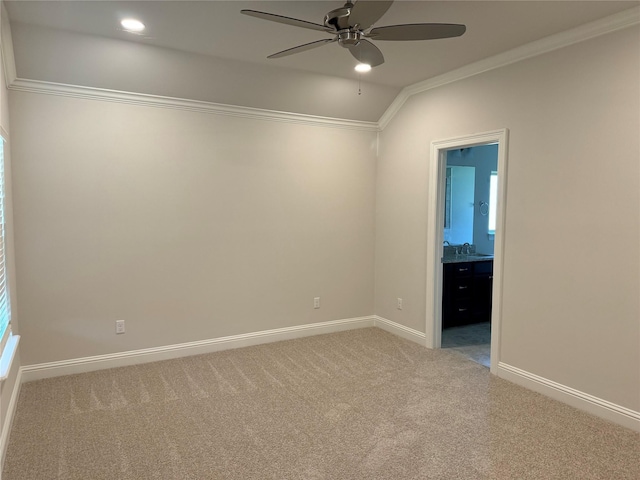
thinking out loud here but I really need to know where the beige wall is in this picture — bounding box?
[375,27,640,410]
[10,92,377,365]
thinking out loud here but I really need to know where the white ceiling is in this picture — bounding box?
[4,1,639,121]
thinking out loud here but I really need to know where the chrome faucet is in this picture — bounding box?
[443,241,450,246]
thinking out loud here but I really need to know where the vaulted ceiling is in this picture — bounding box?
[5,1,639,122]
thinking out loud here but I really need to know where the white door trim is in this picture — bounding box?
[425,129,509,375]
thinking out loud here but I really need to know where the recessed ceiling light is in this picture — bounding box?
[121,18,145,33]
[355,63,372,73]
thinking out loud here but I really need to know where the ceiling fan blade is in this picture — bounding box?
[347,39,384,67]
[268,38,336,59]
[368,23,466,41]
[241,10,333,33]
[349,1,394,30]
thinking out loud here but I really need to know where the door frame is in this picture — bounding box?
[425,129,509,375]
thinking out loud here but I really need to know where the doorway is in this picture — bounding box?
[425,130,508,375]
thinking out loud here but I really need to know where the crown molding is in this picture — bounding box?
[6,6,638,133]
[8,78,381,132]
[379,6,640,130]
[0,3,17,89]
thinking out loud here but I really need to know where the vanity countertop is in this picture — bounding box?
[442,255,494,264]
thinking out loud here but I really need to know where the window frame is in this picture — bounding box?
[488,170,498,235]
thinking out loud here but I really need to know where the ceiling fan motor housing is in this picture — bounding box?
[337,30,362,47]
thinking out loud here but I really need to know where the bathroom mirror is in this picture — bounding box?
[443,165,475,245]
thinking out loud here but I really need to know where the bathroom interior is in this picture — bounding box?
[441,144,498,367]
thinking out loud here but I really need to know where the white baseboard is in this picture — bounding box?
[373,316,426,346]
[1,365,22,472]
[20,316,376,382]
[498,362,640,432]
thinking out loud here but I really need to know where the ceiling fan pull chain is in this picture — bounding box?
[358,73,362,95]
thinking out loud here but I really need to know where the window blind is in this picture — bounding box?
[0,139,10,351]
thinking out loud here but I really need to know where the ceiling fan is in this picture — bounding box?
[241,0,466,68]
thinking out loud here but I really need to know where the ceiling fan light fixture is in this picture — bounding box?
[121,18,145,33]
[355,63,372,73]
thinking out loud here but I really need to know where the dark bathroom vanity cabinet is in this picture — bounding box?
[442,259,493,328]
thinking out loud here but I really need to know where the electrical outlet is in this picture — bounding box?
[115,319,125,334]
[397,298,403,310]
[314,297,320,309]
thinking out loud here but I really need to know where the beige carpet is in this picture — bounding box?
[4,328,639,479]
